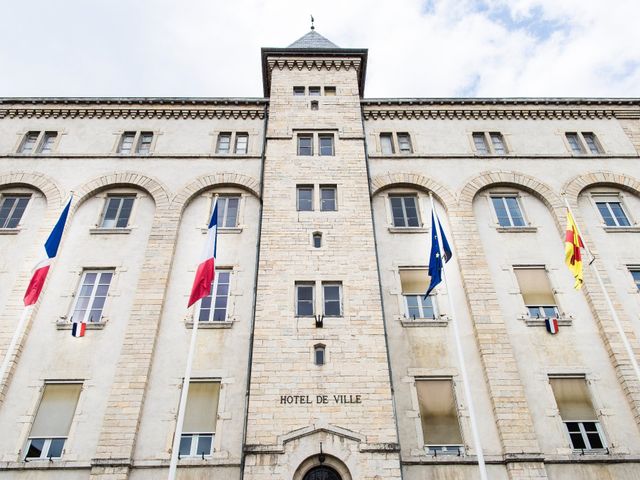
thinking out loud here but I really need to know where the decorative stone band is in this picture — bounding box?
[0,107,266,120]
[362,108,622,121]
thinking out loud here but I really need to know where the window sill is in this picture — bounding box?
[185,320,234,329]
[603,226,640,233]
[388,227,428,234]
[400,316,450,327]
[89,227,132,235]
[56,321,106,330]
[496,226,537,233]
[0,228,20,235]
[201,227,242,234]
[522,317,572,327]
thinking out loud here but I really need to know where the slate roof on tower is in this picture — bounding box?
[287,30,339,49]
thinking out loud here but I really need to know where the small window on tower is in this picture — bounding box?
[293,86,305,96]
[309,86,321,96]
[312,232,322,248]
[324,86,336,96]
[310,100,319,111]
[314,344,325,365]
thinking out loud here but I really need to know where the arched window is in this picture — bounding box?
[314,344,325,366]
[303,466,341,480]
[313,232,322,248]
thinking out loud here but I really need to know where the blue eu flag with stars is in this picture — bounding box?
[424,210,452,298]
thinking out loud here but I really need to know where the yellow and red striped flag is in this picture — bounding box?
[565,210,584,289]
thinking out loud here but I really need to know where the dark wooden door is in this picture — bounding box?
[303,466,341,480]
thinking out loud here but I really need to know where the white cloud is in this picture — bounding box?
[0,0,638,98]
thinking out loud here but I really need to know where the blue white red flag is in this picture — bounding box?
[424,209,452,298]
[23,196,73,306]
[188,199,218,307]
[545,318,559,335]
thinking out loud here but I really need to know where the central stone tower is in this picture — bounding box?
[243,31,402,479]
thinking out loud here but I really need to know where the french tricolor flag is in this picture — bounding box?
[545,318,559,335]
[23,196,72,307]
[188,199,218,307]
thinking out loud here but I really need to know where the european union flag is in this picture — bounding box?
[424,210,452,298]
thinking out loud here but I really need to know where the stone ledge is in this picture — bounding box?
[603,226,640,233]
[0,228,20,235]
[523,317,572,327]
[89,227,132,235]
[201,227,243,234]
[400,317,449,328]
[388,227,428,234]
[56,321,107,330]
[185,320,234,329]
[496,226,538,233]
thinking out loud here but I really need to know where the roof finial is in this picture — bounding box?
[310,14,315,30]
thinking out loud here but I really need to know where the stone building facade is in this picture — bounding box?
[1,30,640,480]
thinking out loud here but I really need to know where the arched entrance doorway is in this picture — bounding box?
[303,465,342,480]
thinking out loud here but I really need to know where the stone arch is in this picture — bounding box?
[293,454,352,480]
[173,172,261,213]
[370,172,456,209]
[71,171,171,212]
[563,171,640,202]
[0,171,63,206]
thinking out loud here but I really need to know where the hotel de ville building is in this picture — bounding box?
[2,28,640,480]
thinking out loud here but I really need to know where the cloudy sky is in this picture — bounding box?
[1,0,639,98]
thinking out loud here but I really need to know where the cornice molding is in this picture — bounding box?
[267,57,362,73]
[362,108,626,121]
[0,107,266,120]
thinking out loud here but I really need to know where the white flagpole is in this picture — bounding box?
[0,307,33,388]
[168,301,200,480]
[562,196,640,385]
[430,193,488,480]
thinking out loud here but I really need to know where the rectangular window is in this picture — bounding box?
[320,186,337,211]
[25,382,82,460]
[389,195,420,227]
[472,132,489,154]
[319,134,334,156]
[179,381,220,458]
[416,379,463,454]
[136,132,153,154]
[595,199,631,227]
[0,195,30,228]
[234,133,248,154]
[309,86,321,96]
[19,131,40,154]
[39,132,58,154]
[322,282,342,316]
[118,132,136,154]
[100,195,135,228]
[380,133,394,154]
[514,267,558,319]
[293,86,305,96]
[400,269,436,319]
[582,132,602,154]
[397,133,413,153]
[297,135,313,156]
[216,133,231,154]
[296,282,315,316]
[217,196,240,228]
[630,268,640,291]
[324,86,336,96]
[296,186,314,211]
[198,270,231,322]
[489,132,507,154]
[70,270,114,323]
[549,376,606,451]
[491,195,526,227]
[565,133,583,154]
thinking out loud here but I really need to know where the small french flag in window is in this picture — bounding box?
[545,318,559,335]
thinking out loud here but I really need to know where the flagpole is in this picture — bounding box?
[168,301,200,480]
[429,193,488,480]
[0,307,33,389]
[562,195,640,385]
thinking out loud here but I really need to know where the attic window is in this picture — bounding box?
[310,100,319,110]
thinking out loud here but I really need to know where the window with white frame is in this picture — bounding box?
[25,382,82,460]
[380,133,394,154]
[100,195,135,228]
[117,131,153,154]
[593,194,631,227]
[18,131,58,154]
[320,185,337,211]
[297,185,313,211]
[234,133,248,154]
[69,270,114,323]
[197,270,231,322]
[416,378,464,454]
[389,195,420,227]
[319,134,334,156]
[0,194,30,228]
[491,195,526,227]
[566,132,603,155]
[473,131,507,154]
[297,134,313,156]
[216,196,240,228]
[179,381,220,458]
[295,282,315,316]
[630,268,640,291]
[400,269,437,319]
[549,376,606,451]
[322,282,342,317]
[514,267,559,319]
[215,132,231,154]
